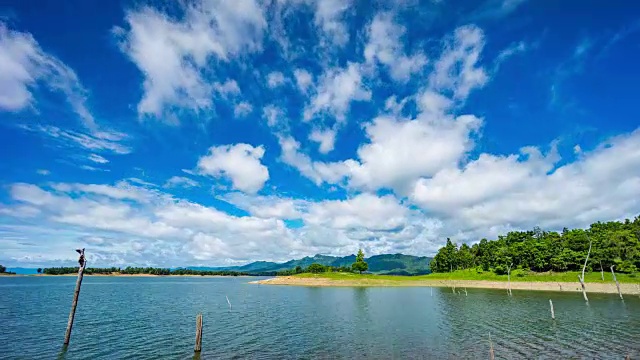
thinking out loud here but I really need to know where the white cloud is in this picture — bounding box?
[304,62,371,122]
[221,192,305,220]
[309,128,336,154]
[309,0,352,47]
[262,105,285,128]
[346,113,482,193]
[36,169,50,176]
[115,0,266,118]
[573,144,582,154]
[471,0,528,20]
[429,25,487,99]
[304,193,408,231]
[197,143,269,194]
[493,41,527,71]
[19,125,131,154]
[0,23,96,128]
[266,71,286,88]
[364,12,427,82]
[88,154,109,164]
[234,101,253,117]
[164,176,199,188]
[293,69,313,92]
[213,79,241,97]
[410,129,640,238]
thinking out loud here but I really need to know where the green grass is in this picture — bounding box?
[294,270,640,283]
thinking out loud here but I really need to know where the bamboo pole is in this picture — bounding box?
[610,265,623,300]
[194,313,203,353]
[549,299,555,320]
[64,249,86,345]
[578,239,592,302]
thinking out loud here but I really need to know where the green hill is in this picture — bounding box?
[190,253,432,275]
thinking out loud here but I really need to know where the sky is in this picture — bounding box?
[1,0,639,268]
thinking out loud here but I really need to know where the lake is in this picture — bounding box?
[0,276,638,359]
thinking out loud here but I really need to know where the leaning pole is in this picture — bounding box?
[64,248,87,345]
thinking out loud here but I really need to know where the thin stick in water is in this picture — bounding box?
[610,265,623,300]
[489,333,495,360]
[64,248,87,345]
[549,299,555,320]
[226,295,232,309]
[578,238,591,302]
[194,313,203,353]
[464,288,468,296]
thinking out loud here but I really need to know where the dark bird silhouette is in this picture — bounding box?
[76,248,85,267]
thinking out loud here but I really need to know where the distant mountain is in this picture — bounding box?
[188,253,432,275]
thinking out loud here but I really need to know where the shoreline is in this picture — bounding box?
[251,276,640,295]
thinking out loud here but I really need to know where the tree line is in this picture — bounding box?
[431,216,640,274]
[41,266,266,276]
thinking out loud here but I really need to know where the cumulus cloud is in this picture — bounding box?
[429,25,488,99]
[234,101,253,117]
[304,63,371,122]
[115,0,266,118]
[411,130,640,238]
[266,71,286,88]
[293,69,313,92]
[309,128,336,154]
[197,143,269,194]
[364,12,427,82]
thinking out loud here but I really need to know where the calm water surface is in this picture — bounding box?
[0,276,638,359]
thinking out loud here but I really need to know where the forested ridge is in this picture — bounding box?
[431,217,640,274]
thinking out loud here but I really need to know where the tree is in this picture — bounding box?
[352,249,369,274]
[307,263,326,273]
[37,268,42,274]
[0,264,5,273]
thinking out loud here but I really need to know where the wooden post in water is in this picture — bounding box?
[194,313,203,353]
[507,263,513,296]
[64,248,86,345]
[578,239,592,302]
[549,299,555,320]
[488,333,495,360]
[610,265,623,300]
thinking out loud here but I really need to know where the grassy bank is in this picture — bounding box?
[255,271,640,294]
[293,269,640,284]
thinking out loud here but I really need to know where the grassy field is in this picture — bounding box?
[294,269,640,284]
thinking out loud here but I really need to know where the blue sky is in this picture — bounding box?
[1,0,639,268]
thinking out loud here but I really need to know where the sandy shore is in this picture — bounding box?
[251,276,640,295]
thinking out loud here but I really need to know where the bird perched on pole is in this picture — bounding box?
[76,248,85,267]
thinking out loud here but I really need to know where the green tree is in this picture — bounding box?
[307,263,326,273]
[0,264,6,273]
[37,268,42,274]
[352,249,369,274]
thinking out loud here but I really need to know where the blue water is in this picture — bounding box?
[0,276,638,359]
